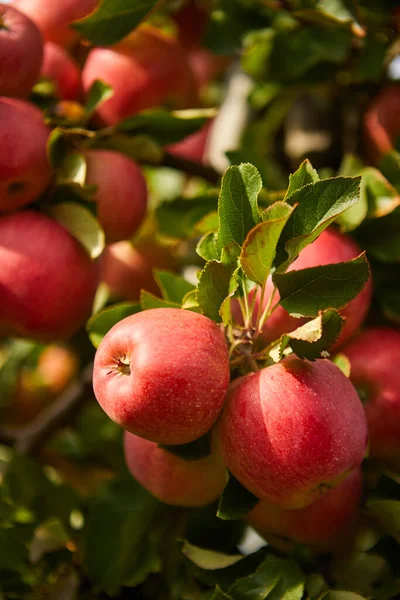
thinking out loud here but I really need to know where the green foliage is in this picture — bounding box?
[87,302,141,347]
[217,474,259,521]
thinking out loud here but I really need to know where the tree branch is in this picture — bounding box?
[162,151,220,184]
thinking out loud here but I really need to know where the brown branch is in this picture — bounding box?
[0,363,93,455]
[161,151,221,185]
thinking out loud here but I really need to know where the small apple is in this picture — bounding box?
[252,228,372,349]
[13,0,98,47]
[41,42,81,101]
[247,467,363,554]
[100,240,177,302]
[216,356,368,508]
[364,85,400,163]
[341,327,400,463]
[37,344,79,395]
[0,98,52,212]
[93,308,230,445]
[83,150,147,243]
[0,3,43,98]
[82,25,197,126]
[166,120,213,164]
[124,431,227,507]
[0,210,98,340]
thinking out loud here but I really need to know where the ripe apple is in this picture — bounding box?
[0,4,43,98]
[341,327,400,463]
[0,98,52,212]
[216,356,368,508]
[13,0,98,47]
[100,240,177,302]
[124,431,227,507]
[364,85,400,163]
[167,120,212,164]
[93,308,230,445]
[252,227,372,349]
[0,210,98,340]
[83,150,147,243]
[37,343,79,395]
[82,25,197,126]
[41,42,81,101]
[247,467,363,554]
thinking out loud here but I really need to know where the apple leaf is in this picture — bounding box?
[47,202,105,259]
[212,586,232,600]
[197,232,219,261]
[85,80,114,115]
[362,167,400,218]
[181,289,202,313]
[215,164,262,256]
[159,433,212,462]
[276,176,361,270]
[376,277,400,325]
[157,194,218,240]
[140,291,180,311]
[332,353,352,377]
[93,132,163,164]
[87,303,141,348]
[357,209,400,263]
[154,271,195,305]
[56,152,87,187]
[118,109,214,145]
[240,202,294,286]
[181,542,243,572]
[321,593,367,600]
[0,340,39,407]
[217,473,259,521]
[269,310,344,363]
[367,500,400,544]
[273,253,370,317]
[293,0,364,36]
[284,159,319,200]
[72,0,159,45]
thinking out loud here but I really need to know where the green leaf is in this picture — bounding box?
[181,289,202,313]
[93,133,163,164]
[85,80,114,115]
[367,500,400,543]
[197,232,219,261]
[159,433,212,462]
[332,353,351,377]
[217,473,259,521]
[47,202,105,259]
[181,542,243,571]
[154,271,195,304]
[157,194,218,240]
[322,593,367,600]
[293,0,364,35]
[357,209,400,263]
[47,127,69,169]
[72,0,159,45]
[140,291,180,311]
[277,176,361,270]
[86,302,141,348]
[376,276,400,325]
[273,254,370,317]
[0,529,29,572]
[212,587,232,600]
[216,164,262,256]
[29,518,70,563]
[118,109,214,145]
[0,340,39,407]
[240,202,294,286]
[269,310,344,362]
[285,159,319,200]
[362,167,400,218]
[56,152,87,187]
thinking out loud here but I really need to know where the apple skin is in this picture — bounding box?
[216,356,368,508]
[83,150,147,243]
[341,327,400,462]
[82,25,197,126]
[100,240,177,302]
[41,42,82,101]
[252,228,372,349]
[124,431,227,507]
[0,4,43,98]
[0,98,52,212]
[167,120,212,164]
[364,85,400,163]
[37,344,79,395]
[0,210,99,341]
[13,0,98,47]
[93,308,230,445]
[247,467,363,555]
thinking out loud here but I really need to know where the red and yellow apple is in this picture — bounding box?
[83,150,147,243]
[93,308,230,445]
[167,120,213,164]
[0,3,43,98]
[0,98,52,212]
[41,41,81,101]
[217,356,368,508]
[124,430,227,507]
[0,210,98,340]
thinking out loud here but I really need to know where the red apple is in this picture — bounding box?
[217,356,368,508]
[83,150,147,243]
[166,119,213,164]
[247,467,363,554]
[37,344,79,395]
[341,327,400,462]
[124,431,227,507]
[93,308,230,445]
[0,98,52,212]
[82,25,197,126]
[13,0,98,47]
[364,85,400,163]
[252,228,372,349]
[100,240,177,302]
[0,4,43,98]
[0,210,98,340]
[41,42,81,101]
[188,47,230,92]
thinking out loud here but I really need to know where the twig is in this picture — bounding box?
[0,363,93,455]
[162,151,220,184]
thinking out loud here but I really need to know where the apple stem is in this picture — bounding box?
[257,285,278,335]
[116,358,131,376]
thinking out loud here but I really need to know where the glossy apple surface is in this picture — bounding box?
[124,431,227,507]
[0,210,98,340]
[0,98,52,212]
[217,356,368,508]
[93,308,230,445]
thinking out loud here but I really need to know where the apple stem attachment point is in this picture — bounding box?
[116,358,131,376]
